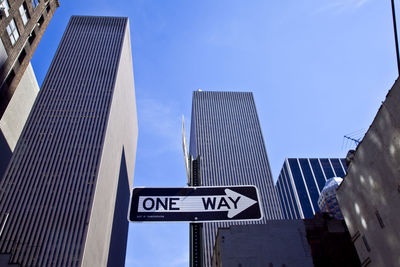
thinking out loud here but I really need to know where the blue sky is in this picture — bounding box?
[31,0,397,266]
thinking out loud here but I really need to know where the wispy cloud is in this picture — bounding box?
[137,98,182,156]
[355,0,370,8]
[169,253,189,266]
[125,251,188,267]
[126,224,189,267]
[313,0,371,14]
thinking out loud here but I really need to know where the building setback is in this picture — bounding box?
[189,91,282,267]
[0,16,138,267]
[0,0,59,180]
[275,158,347,219]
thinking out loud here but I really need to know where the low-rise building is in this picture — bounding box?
[337,79,400,266]
[212,213,360,267]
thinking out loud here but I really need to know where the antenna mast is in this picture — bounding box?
[344,135,360,146]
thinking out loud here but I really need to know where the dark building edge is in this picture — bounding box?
[106,149,130,267]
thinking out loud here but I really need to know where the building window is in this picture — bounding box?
[375,210,385,228]
[28,30,36,45]
[0,0,9,17]
[362,235,371,252]
[18,49,26,64]
[5,69,15,86]
[19,3,30,26]
[31,0,38,9]
[38,15,44,27]
[6,19,19,46]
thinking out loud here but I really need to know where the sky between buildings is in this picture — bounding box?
[31,0,397,266]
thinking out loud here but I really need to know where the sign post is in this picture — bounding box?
[190,156,201,267]
[127,153,263,267]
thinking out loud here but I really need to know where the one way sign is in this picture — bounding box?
[128,186,263,222]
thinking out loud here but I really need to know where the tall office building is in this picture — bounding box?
[189,91,282,267]
[0,0,60,179]
[275,158,347,219]
[0,15,138,267]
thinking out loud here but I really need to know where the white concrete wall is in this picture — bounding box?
[0,62,39,151]
[81,22,138,267]
[337,79,400,266]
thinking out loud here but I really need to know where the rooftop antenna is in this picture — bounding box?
[182,115,190,184]
[342,129,366,150]
[343,135,361,146]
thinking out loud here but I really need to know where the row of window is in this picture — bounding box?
[1,0,41,46]
[1,0,38,15]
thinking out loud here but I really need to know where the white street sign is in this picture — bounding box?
[129,186,263,222]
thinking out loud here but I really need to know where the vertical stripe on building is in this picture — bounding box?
[189,91,282,267]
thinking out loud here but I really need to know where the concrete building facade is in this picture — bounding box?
[212,214,360,267]
[0,0,59,180]
[337,79,400,267]
[189,91,282,267]
[0,0,59,118]
[212,221,314,267]
[0,62,38,180]
[0,16,137,267]
[275,158,347,219]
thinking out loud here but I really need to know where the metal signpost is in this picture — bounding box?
[128,185,263,223]
[129,121,264,266]
[189,156,202,267]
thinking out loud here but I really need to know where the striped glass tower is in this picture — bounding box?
[0,16,138,267]
[275,158,347,219]
[189,91,282,267]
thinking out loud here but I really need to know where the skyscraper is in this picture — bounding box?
[189,91,282,267]
[275,158,347,219]
[0,15,137,267]
[0,0,60,180]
